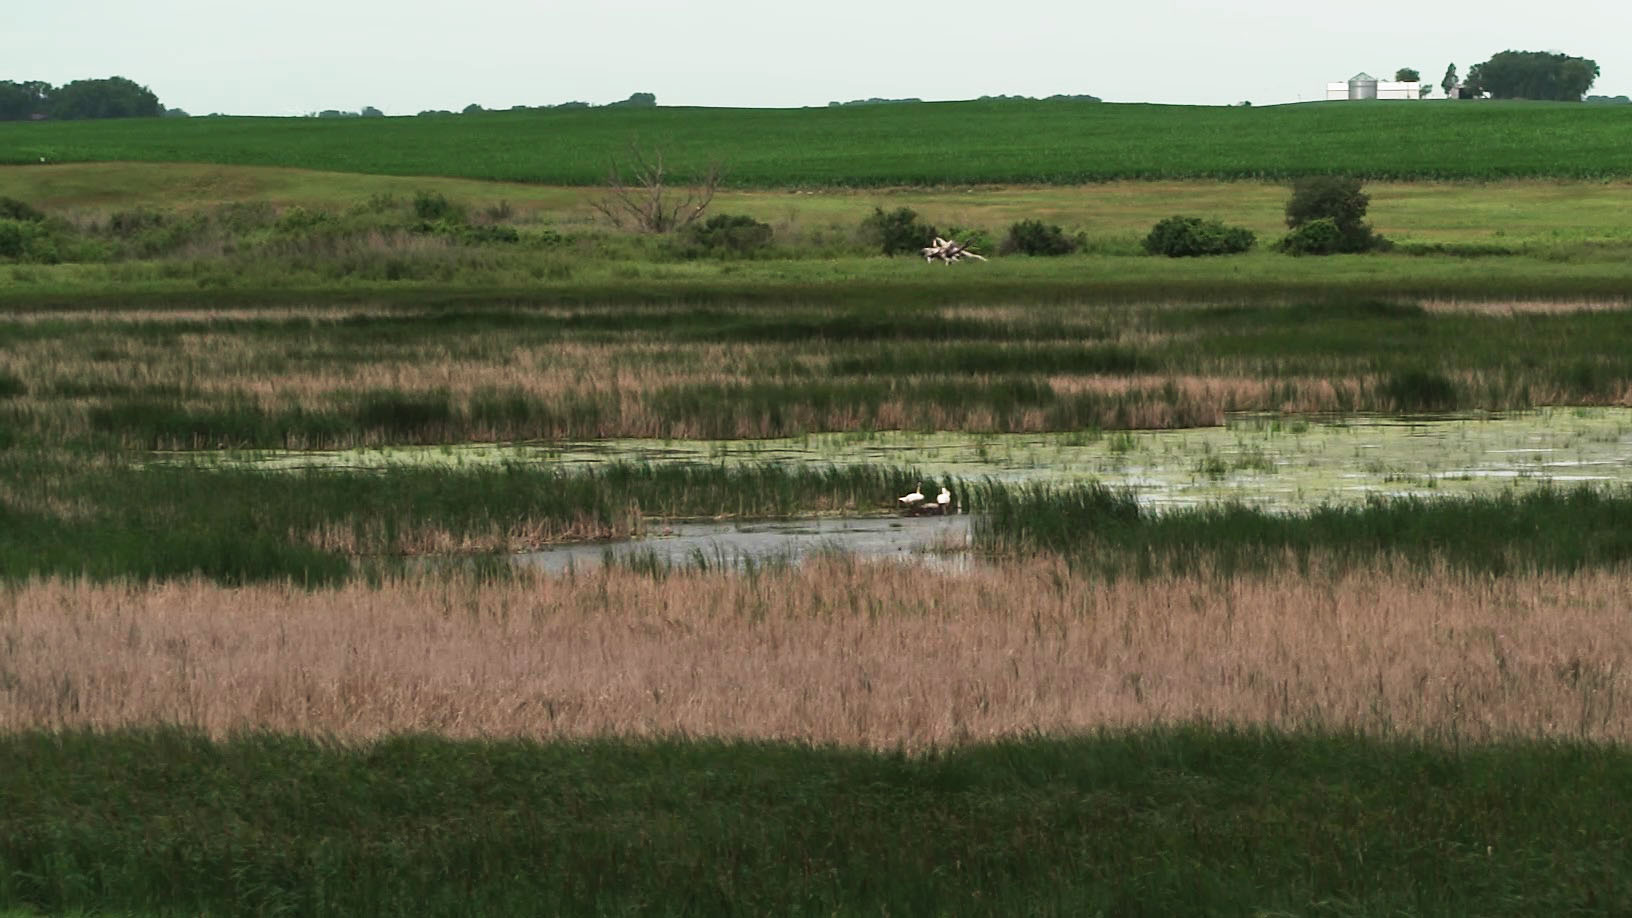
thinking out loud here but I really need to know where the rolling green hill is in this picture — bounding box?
[4,100,1631,186]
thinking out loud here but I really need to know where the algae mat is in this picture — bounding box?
[171,408,1632,511]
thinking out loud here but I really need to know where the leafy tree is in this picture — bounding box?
[1441,63,1458,96]
[1465,51,1599,101]
[50,77,160,119]
[605,92,657,108]
[0,80,51,120]
[462,103,484,114]
[1282,176,1385,254]
[1394,68,1420,82]
[360,106,384,118]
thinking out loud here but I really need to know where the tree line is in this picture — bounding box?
[0,77,163,121]
[1434,51,1600,101]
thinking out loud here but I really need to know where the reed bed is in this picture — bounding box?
[6,298,1632,447]
[3,560,1627,746]
[0,456,944,583]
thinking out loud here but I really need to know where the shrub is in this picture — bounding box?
[0,218,65,263]
[1141,216,1256,257]
[943,225,994,254]
[859,207,937,256]
[107,209,168,237]
[0,197,45,222]
[413,191,465,223]
[1283,176,1385,253]
[1276,218,1345,255]
[678,214,774,258]
[273,206,338,235]
[1001,219,1079,256]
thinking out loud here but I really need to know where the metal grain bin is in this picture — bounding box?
[1348,72,1378,100]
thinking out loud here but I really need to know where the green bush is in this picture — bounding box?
[0,197,45,222]
[859,207,937,256]
[1141,215,1256,257]
[0,218,65,263]
[942,225,994,254]
[413,190,466,223]
[678,214,774,258]
[1283,176,1386,253]
[1276,218,1345,255]
[1000,219,1079,256]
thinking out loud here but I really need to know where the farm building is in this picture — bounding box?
[1325,72,1421,100]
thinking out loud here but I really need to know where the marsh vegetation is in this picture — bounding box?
[5,146,1632,914]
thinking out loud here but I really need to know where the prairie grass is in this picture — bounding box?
[3,560,1628,744]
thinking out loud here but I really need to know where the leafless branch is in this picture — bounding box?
[591,141,722,233]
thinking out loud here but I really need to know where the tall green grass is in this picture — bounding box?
[7,101,1632,184]
[2,727,1628,916]
[972,482,1632,576]
[0,454,947,584]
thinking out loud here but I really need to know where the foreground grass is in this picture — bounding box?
[7,100,1632,183]
[2,728,1629,916]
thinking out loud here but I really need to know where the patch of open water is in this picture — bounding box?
[166,407,1632,568]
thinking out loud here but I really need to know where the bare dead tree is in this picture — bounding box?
[590,142,722,233]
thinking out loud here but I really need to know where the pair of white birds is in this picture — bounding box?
[898,482,952,509]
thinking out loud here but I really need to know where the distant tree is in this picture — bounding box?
[1419,85,1432,99]
[462,103,484,114]
[1282,176,1385,253]
[1586,94,1632,104]
[360,105,384,117]
[1464,51,1599,101]
[49,76,160,119]
[1441,64,1458,97]
[161,107,190,117]
[0,80,52,120]
[1394,68,1420,82]
[605,92,657,108]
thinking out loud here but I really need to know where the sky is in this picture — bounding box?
[8,0,1630,114]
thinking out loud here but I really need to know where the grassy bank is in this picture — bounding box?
[7,100,1632,183]
[2,728,1628,916]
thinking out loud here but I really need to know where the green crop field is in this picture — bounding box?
[5,100,1632,185]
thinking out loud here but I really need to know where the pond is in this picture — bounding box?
[185,407,1632,512]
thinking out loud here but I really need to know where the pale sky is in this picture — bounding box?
[8,0,1629,114]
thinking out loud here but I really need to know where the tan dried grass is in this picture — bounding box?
[3,560,1627,747]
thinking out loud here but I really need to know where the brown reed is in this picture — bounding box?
[3,558,1626,748]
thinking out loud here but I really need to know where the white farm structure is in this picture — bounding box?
[1325,72,1421,100]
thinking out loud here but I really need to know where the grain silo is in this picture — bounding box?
[1347,72,1378,100]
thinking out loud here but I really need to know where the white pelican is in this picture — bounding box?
[898,482,925,508]
[936,487,952,510]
